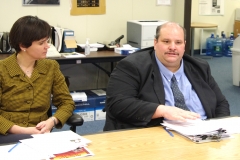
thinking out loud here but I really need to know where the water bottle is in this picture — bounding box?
[85,38,90,55]
[221,32,227,54]
[212,35,223,57]
[224,33,234,57]
[206,33,215,56]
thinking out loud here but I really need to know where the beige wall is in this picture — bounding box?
[0,0,178,45]
[1,0,239,50]
[191,0,240,50]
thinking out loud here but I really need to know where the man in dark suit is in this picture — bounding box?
[103,22,230,131]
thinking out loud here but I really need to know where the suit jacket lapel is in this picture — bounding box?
[184,61,212,116]
[151,51,165,104]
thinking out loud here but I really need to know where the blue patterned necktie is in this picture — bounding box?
[170,75,189,111]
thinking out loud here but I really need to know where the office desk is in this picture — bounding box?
[49,51,126,65]
[191,22,218,56]
[0,51,126,76]
[0,51,125,64]
[81,127,240,160]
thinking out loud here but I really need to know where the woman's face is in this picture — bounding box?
[24,37,50,60]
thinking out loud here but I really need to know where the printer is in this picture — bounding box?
[127,20,168,49]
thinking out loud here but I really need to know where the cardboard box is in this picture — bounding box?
[84,90,106,121]
[74,100,95,122]
[52,89,106,121]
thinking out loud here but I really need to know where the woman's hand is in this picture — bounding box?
[36,118,55,133]
[8,125,42,134]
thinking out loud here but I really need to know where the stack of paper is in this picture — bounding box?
[77,43,104,51]
[0,130,94,160]
[61,52,86,58]
[70,91,87,101]
[161,117,240,143]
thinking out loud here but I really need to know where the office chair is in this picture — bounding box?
[47,107,83,133]
[48,76,84,133]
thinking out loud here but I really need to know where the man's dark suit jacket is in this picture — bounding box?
[103,47,230,131]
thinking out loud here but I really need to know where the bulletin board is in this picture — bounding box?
[70,0,106,15]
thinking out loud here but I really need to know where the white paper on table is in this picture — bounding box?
[77,43,104,48]
[0,143,50,160]
[162,117,240,136]
[20,131,91,157]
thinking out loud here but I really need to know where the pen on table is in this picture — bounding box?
[163,127,174,137]
[8,142,20,152]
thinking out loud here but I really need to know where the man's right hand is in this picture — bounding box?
[152,105,200,121]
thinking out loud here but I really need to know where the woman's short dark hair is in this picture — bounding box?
[9,15,51,53]
[154,22,186,41]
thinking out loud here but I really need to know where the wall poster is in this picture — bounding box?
[23,0,60,5]
[70,0,106,15]
[199,0,224,16]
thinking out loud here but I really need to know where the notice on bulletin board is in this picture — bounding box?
[70,0,106,15]
[199,0,224,16]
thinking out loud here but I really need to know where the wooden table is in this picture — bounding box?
[81,127,240,160]
[190,22,218,56]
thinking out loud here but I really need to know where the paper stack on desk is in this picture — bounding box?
[61,52,86,58]
[77,43,104,51]
[161,117,240,143]
[0,130,94,160]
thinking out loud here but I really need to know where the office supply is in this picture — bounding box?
[0,32,13,54]
[62,30,77,53]
[77,43,104,52]
[163,127,174,137]
[51,146,93,159]
[1,142,49,160]
[114,44,139,55]
[127,20,168,49]
[7,142,20,152]
[61,52,86,58]
[161,117,240,143]
[20,130,93,159]
[47,44,62,58]
[70,92,87,101]
[106,35,124,48]
[0,131,93,160]
[54,26,64,52]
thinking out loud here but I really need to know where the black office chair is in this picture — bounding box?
[47,107,83,133]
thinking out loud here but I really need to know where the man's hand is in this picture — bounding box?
[152,105,200,121]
